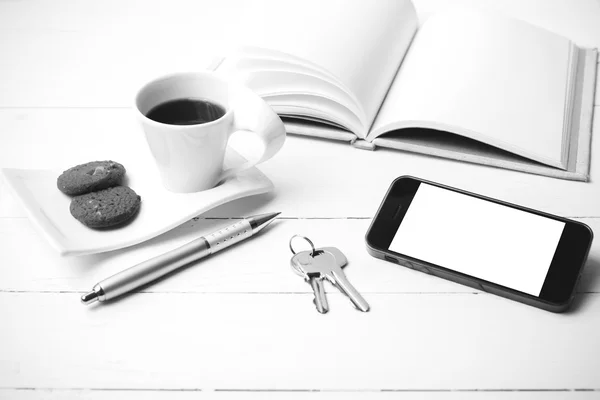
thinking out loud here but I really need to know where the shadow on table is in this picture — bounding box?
[567,254,599,313]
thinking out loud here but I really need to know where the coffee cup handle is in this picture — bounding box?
[219,86,286,182]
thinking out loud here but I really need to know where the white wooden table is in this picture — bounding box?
[1,0,600,399]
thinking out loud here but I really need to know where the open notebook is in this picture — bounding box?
[212,0,597,181]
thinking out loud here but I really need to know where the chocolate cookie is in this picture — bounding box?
[70,186,141,229]
[57,161,126,196]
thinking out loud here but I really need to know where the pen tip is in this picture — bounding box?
[264,211,281,221]
[81,291,99,305]
[249,212,281,234]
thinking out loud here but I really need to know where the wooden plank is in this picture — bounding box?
[0,30,217,108]
[1,292,599,390]
[3,0,599,38]
[0,0,598,107]
[0,0,255,107]
[1,389,599,400]
[0,218,597,295]
[1,0,599,397]
[1,108,600,219]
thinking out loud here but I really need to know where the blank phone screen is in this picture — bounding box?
[389,183,565,296]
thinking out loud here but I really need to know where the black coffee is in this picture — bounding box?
[146,98,226,125]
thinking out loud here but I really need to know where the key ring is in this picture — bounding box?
[289,235,316,256]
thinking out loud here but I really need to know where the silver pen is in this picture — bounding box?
[81,212,280,305]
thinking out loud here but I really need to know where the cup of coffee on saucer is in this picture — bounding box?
[135,71,286,193]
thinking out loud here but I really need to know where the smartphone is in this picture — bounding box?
[365,176,593,312]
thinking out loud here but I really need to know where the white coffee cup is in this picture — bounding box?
[135,71,286,192]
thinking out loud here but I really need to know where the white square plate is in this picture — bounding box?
[1,151,273,256]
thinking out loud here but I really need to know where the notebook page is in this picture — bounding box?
[235,0,418,135]
[369,10,574,168]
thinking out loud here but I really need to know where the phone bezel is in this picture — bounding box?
[365,176,593,307]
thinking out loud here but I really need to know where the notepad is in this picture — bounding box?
[213,0,597,180]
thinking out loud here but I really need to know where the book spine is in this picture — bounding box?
[569,48,598,180]
[351,138,377,151]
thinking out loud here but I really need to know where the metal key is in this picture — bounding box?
[313,248,370,312]
[289,235,369,313]
[291,250,329,314]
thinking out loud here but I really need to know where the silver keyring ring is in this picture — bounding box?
[289,235,316,256]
